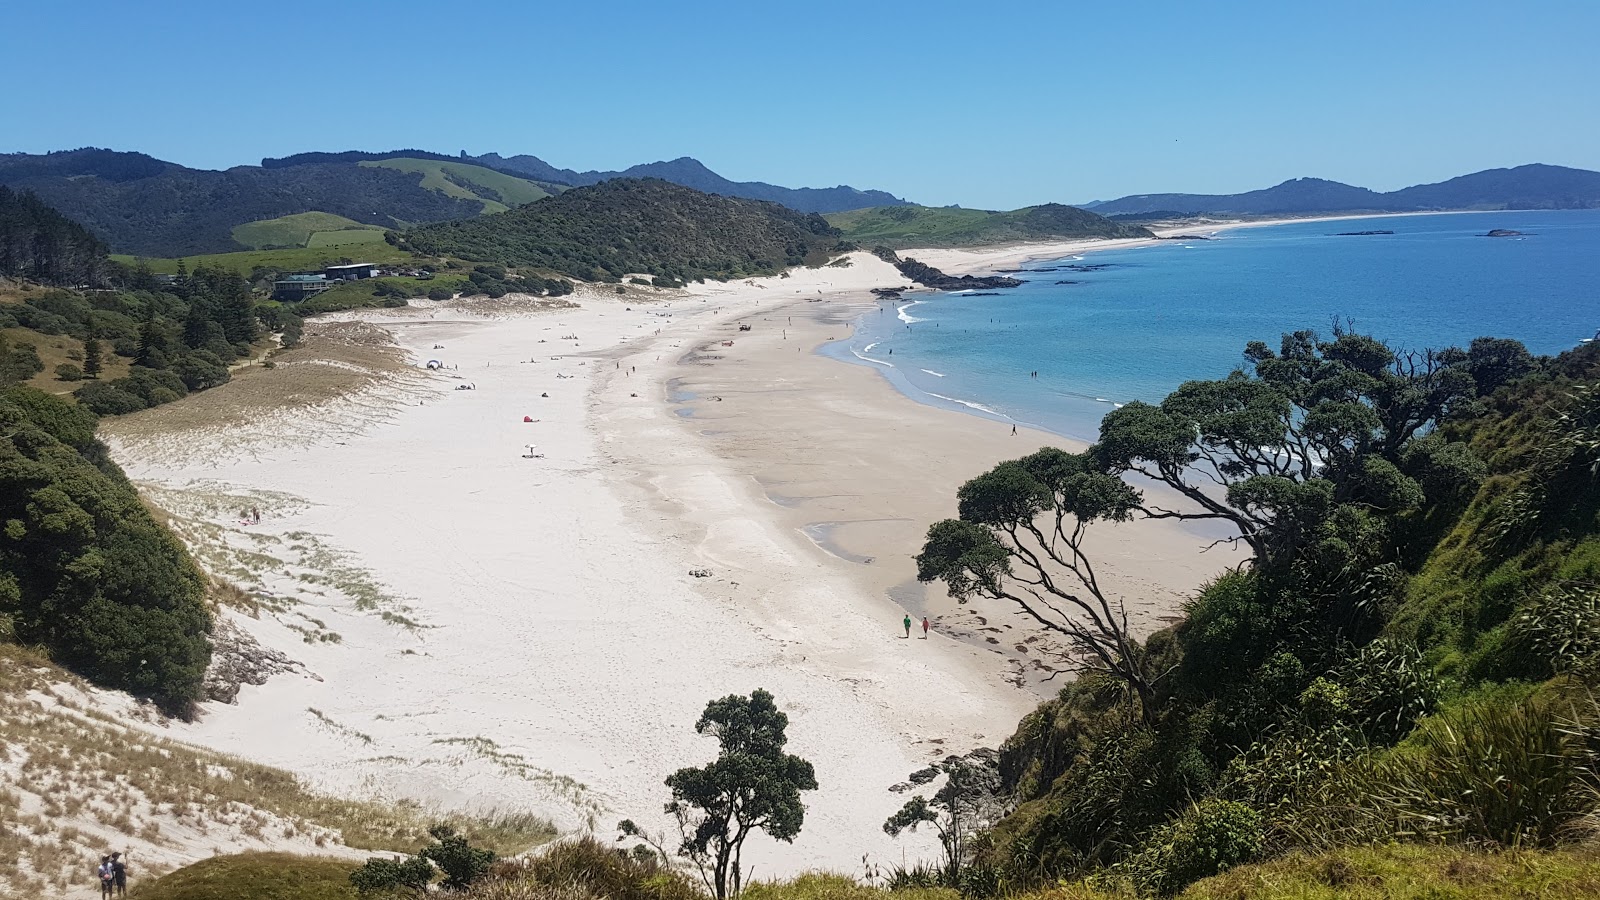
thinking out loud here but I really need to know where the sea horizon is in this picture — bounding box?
[822,209,1600,442]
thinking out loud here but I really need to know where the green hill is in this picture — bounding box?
[399,178,845,283]
[826,203,1151,248]
[231,212,388,250]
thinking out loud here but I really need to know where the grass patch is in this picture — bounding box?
[746,874,959,900]
[110,243,413,276]
[127,852,367,900]
[232,213,387,251]
[361,158,551,214]
[1178,843,1600,899]
[307,228,391,248]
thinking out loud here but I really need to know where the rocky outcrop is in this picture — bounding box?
[1485,229,1527,237]
[875,248,1021,291]
[204,619,310,704]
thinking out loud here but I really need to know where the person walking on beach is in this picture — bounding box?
[903,614,912,639]
[922,616,931,638]
[1011,424,1017,436]
[111,852,128,897]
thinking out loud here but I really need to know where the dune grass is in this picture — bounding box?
[0,645,553,895]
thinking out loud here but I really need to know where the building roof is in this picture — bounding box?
[276,274,329,283]
[324,263,376,270]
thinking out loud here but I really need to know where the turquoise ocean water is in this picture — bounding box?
[821,210,1600,441]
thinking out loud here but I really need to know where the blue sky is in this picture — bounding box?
[2,0,1595,209]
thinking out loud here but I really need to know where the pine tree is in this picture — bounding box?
[83,338,102,379]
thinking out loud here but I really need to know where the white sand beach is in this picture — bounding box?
[102,249,1236,876]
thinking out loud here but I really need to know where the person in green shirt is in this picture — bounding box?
[903,614,912,638]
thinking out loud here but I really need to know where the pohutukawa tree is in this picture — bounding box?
[662,689,817,900]
[918,325,1512,721]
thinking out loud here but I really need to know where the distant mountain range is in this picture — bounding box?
[1087,164,1600,217]
[470,152,910,215]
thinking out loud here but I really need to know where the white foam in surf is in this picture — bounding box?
[852,348,895,368]
[927,391,1001,416]
[863,341,879,353]
[897,301,925,324]
[921,369,945,377]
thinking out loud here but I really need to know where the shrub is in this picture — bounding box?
[74,381,147,415]
[428,286,453,301]
[172,351,230,391]
[422,824,496,890]
[1123,799,1264,896]
[522,835,698,900]
[54,362,83,381]
[351,854,434,895]
[1338,691,1590,848]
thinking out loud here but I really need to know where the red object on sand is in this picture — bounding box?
[523,416,533,422]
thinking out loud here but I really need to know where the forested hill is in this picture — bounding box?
[0,185,109,286]
[473,152,911,213]
[1090,163,1600,216]
[397,178,846,283]
[0,149,549,257]
[826,202,1151,248]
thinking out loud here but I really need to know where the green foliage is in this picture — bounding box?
[0,385,212,711]
[420,824,496,890]
[1123,800,1265,896]
[400,179,842,284]
[664,688,818,900]
[53,361,83,381]
[824,203,1151,249]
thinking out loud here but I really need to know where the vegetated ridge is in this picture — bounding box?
[828,203,1152,248]
[397,178,847,284]
[0,148,550,257]
[1090,163,1600,216]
